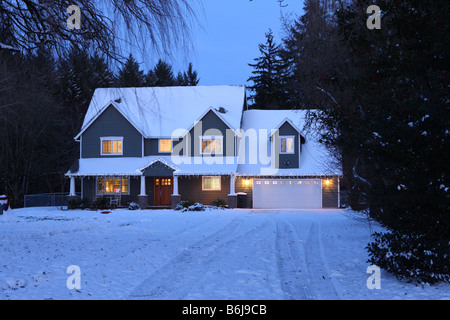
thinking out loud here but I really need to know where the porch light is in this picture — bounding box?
[325,179,331,185]
[244,179,251,186]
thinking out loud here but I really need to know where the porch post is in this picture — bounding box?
[138,175,148,209]
[228,174,237,208]
[173,175,179,195]
[69,176,76,196]
[139,175,146,196]
[171,175,181,209]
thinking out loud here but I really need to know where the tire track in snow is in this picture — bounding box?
[304,221,340,300]
[129,218,271,299]
[275,220,315,300]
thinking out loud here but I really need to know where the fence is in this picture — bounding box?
[24,192,81,208]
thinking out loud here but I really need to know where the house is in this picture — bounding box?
[66,86,342,209]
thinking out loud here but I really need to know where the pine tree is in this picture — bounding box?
[184,62,200,86]
[116,54,146,87]
[247,29,288,109]
[153,59,176,86]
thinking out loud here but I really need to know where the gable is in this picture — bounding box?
[81,104,142,158]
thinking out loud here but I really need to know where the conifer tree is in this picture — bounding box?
[247,29,288,109]
[116,54,146,87]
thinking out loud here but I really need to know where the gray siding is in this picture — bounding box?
[179,176,230,205]
[81,104,142,158]
[322,176,339,208]
[144,138,183,156]
[188,110,236,157]
[275,121,300,169]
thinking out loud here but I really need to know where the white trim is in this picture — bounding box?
[158,138,173,153]
[279,135,295,154]
[184,107,242,137]
[74,101,146,140]
[202,176,222,191]
[96,177,130,195]
[100,137,124,156]
[270,118,302,137]
[199,135,224,155]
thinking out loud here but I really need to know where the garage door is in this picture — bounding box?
[253,179,322,209]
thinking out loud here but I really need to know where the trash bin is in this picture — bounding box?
[237,192,247,208]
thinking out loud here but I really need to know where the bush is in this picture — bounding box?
[128,201,140,210]
[174,200,194,210]
[92,196,109,210]
[211,199,226,208]
[68,199,79,210]
[367,231,450,284]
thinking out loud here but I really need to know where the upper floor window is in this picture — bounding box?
[159,139,172,153]
[101,137,123,155]
[279,136,295,154]
[200,136,223,155]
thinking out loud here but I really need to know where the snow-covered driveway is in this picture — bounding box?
[0,208,448,300]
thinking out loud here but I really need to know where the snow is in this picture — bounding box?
[1,207,448,300]
[77,86,246,139]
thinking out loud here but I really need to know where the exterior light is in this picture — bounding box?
[244,179,250,186]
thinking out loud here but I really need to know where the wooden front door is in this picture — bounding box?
[154,177,173,206]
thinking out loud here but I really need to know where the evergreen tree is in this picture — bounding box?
[153,59,176,86]
[309,0,449,282]
[247,29,288,109]
[116,54,146,87]
[184,62,200,86]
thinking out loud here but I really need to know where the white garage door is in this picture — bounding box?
[253,179,322,209]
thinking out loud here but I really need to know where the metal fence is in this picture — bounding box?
[24,192,80,208]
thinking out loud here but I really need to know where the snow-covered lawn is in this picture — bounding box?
[0,207,448,300]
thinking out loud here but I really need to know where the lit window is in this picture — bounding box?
[200,136,223,155]
[159,139,172,153]
[97,178,129,194]
[101,137,123,155]
[280,136,295,154]
[202,176,221,190]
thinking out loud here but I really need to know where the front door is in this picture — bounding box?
[154,177,173,206]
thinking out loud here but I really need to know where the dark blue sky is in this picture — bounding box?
[140,0,304,86]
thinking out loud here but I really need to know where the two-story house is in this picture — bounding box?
[66,86,341,209]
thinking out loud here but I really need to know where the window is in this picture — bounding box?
[200,136,223,155]
[101,137,123,155]
[159,139,172,153]
[202,176,221,191]
[97,178,129,194]
[279,136,295,154]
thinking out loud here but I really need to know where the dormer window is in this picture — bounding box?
[159,139,172,153]
[279,136,295,154]
[101,137,123,155]
[200,136,223,155]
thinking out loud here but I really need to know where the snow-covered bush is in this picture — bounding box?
[181,202,205,212]
[128,202,140,210]
[367,231,450,284]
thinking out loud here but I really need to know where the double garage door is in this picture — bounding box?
[253,179,322,209]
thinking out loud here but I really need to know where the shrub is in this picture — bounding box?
[180,202,205,212]
[174,200,194,210]
[92,196,109,210]
[128,201,140,210]
[367,231,450,284]
[68,199,79,210]
[211,199,226,208]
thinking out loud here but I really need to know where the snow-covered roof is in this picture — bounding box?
[66,156,239,177]
[75,86,247,139]
[236,109,342,176]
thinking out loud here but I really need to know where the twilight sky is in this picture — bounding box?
[140,0,304,86]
